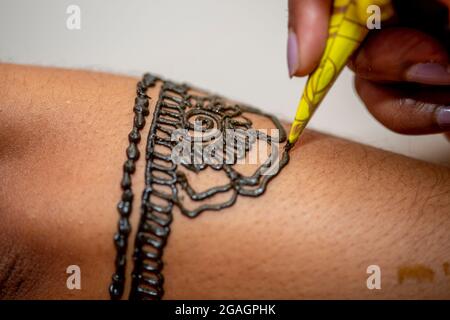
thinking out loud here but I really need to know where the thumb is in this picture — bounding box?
[287,0,332,77]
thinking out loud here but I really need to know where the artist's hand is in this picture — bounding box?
[287,0,450,136]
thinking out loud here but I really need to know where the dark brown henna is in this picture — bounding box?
[109,74,159,299]
[110,75,291,300]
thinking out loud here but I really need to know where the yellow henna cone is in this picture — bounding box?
[288,0,394,145]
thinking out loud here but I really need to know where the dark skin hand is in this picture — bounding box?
[287,0,450,136]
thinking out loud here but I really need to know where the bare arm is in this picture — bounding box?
[0,64,449,299]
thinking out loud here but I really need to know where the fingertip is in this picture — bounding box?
[354,76,450,135]
[288,0,332,77]
[351,28,449,83]
[445,132,450,142]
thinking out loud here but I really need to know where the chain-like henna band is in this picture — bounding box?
[110,74,292,300]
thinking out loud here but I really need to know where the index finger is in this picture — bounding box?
[288,0,332,77]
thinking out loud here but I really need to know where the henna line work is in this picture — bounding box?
[110,74,292,300]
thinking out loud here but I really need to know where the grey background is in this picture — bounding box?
[1,0,448,165]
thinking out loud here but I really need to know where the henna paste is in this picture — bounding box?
[398,265,435,284]
[110,74,291,300]
[109,74,159,299]
[444,262,450,276]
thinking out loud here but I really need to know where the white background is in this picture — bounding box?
[0,0,448,165]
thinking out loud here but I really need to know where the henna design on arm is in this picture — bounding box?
[110,75,292,300]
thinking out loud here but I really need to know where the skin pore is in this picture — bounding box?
[0,63,449,299]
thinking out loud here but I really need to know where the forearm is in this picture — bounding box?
[166,130,450,299]
[0,64,448,299]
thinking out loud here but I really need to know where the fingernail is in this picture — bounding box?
[436,106,450,129]
[287,29,299,78]
[405,63,450,85]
